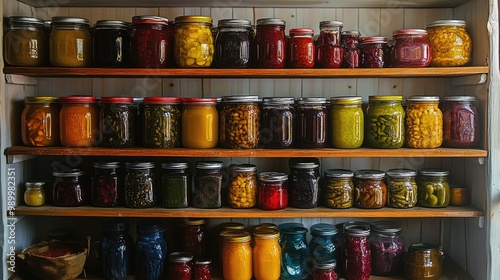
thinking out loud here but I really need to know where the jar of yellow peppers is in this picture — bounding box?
[174,16,214,67]
[228,164,257,208]
[405,96,443,148]
[426,20,472,67]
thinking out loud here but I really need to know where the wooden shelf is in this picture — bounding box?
[13,205,483,218]
[3,66,489,79]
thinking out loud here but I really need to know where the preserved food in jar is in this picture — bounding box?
[229,164,257,208]
[255,18,286,68]
[308,223,339,274]
[341,30,360,68]
[194,259,212,280]
[168,252,193,280]
[288,158,320,208]
[100,220,132,280]
[369,221,405,276]
[316,21,343,68]
[260,97,295,148]
[360,37,388,68]
[100,97,135,148]
[52,170,87,207]
[343,222,371,280]
[442,96,480,148]
[312,260,338,280]
[91,162,120,207]
[50,17,91,67]
[405,243,444,280]
[253,228,281,280]
[219,95,260,149]
[258,172,288,210]
[386,168,418,208]
[124,162,155,208]
[450,186,468,206]
[161,162,190,208]
[221,230,252,280]
[365,95,405,148]
[417,168,450,208]
[21,96,59,147]
[406,96,443,148]
[289,28,315,68]
[193,161,223,208]
[426,20,471,67]
[353,169,387,209]
[391,29,432,67]
[130,16,169,68]
[136,221,168,280]
[215,19,252,67]
[180,219,208,259]
[296,97,327,149]
[59,96,98,147]
[323,169,354,209]
[280,226,309,280]
[93,20,130,67]
[143,97,182,148]
[24,182,45,206]
[182,98,218,148]
[5,16,47,66]
[330,96,364,148]
[175,16,214,67]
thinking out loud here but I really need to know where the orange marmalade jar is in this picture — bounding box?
[60,96,99,147]
[21,96,59,146]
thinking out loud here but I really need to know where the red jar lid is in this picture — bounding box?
[60,96,97,103]
[393,29,427,36]
[144,96,182,104]
[132,15,168,25]
[360,36,387,44]
[100,97,133,104]
[182,97,217,104]
[290,28,314,35]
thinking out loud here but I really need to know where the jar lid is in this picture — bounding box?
[221,95,259,103]
[253,228,280,239]
[341,30,360,36]
[324,169,354,178]
[262,97,295,106]
[8,16,44,27]
[278,222,304,231]
[427,19,466,28]
[319,20,343,28]
[183,218,206,226]
[253,223,278,232]
[161,162,189,169]
[132,15,168,25]
[330,96,362,105]
[369,95,403,102]
[100,97,133,104]
[125,162,155,169]
[221,230,251,242]
[182,97,217,104]
[53,170,84,177]
[25,182,45,189]
[409,242,441,251]
[311,223,338,236]
[442,96,477,102]
[406,95,440,102]
[144,96,182,104]
[24,96,59,103]
[169,252,194,262]
[281,226,308,235]
[386,168,417,178]
[259,172,288,182]
[196,161,224,170]
[418,168,449,177]
[290,28,314,35]
[95,20,129,29]
[296,97,327,105]
[93,162,120,169]
[393,28,427,36]
[60,96,97,103]
[231,163,257,173]
[344,222,370,237]
[220,222,245,231]
[101,220,128,233]
[371,221,402,234]
[137,220,166,234]
[256,18,285,26]
[217,19,252,28]
[175,15,213,24]
[360,36,387,44]
[314,259,337,270]
[133,97,144,103]
[354,169,385,179]
[51,16,90,27]
[289,157,320,169]
[195,258,212,265]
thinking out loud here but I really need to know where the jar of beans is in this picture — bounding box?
[124,162,155,208]
[193,161,224,208]
[289,28,315,68]
[258,172,288,210]
[360,36,388,68]
[228,164,257,208]
[219,95,260,149]
[130,16,170,68]
[174,16,214,67]
[91,162,120,207]
[426,20,471,67]
[405,96,443,148]
[353,169,387,209]
[254,18,286,68]
[316,20,343,68]
[143,97,182,148]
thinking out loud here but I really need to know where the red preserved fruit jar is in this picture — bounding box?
[360,36,388,68]
[254,18,286,68]
[341,30,361,68]
[168,252,194,280]
[194,259,212,280]
[316,20,343,68]
[91,162,120,207]
[130,15,170,68]
[442,96,480,148]
[258,172,288,210]
[391,29,432,67]
[289,28,315,68]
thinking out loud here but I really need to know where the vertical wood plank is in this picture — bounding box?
[275,8,297,32]
[67,7,92,20]
[359,8,381,36]
[159,7,184,20]
[341,8,360,31]
[233,8,254,22]
[254,8,274,20]
[115,7,136,21]
[404,8,428,29]
[135,7,159,16]
[210,7,232,24]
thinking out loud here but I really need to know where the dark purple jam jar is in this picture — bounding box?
[442,96,480,148]
[288,158,320,208]
[130,15,169,68]
[91,162,120,207]
[53,170,87,207]
[260,97,295,148]
[254,18,286,68]
[369,221,405,276]
[93,20,130,67]
[296,97,327,149]
[391,29,432,67]
[341,30,361,68]
[360,36,388,68]
[215,19,252,68]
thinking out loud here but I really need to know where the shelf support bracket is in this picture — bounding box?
[5,74,37,85]
[451,74,487,86]
[478,216,485,229]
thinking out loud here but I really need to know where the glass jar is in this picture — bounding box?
[219,95,260,149]
[91,162,120,207]
[136,221,168,280]
[215,19,252,67]
[312,260,338,280]
[353,169,387,209]
[260,97,295,148]
[124,162,155,208]
[194,259,212,280]
[442,96,480,148]
[175,15,214,67]
[391,29,431,67]
[360,36,388,68]
[50,17,91,67]
[330,96,364,148]
[406,96,443,148]
[369,221,405,276]
[308,223,339,274]
[450,186,469,206]
[280,226,309,280]
[341,30,361,68]
[60,96,99,147]
[52,170,87,207]
[405,243,444,280]
[426,20,471,67]
[130,15,169,68]
[24,182,46,206]
[93,20,130,67]
[180,219,208,259]
[323,169,354,209]
[289,28,315,68]
[365,95,405,148]
[221,230,252,280]
[5,16,47,66]
[417,168,450,208]
[100,97,135,148]
[143,96,182,148]
[258,172,288,210]
[181,98,218,148]
[193,161,224,208]
[21,96,59,147]
[228,164,257,208]
[161,162,190,208]
[343,222,371,280]
[100,220,132,280]
[168,252,194,280]
[288,158,320,208]
[296,97,328,149]
[254,18,286,68]
[253,228,281,280]
[385,168,418,208]
[316,20,343,68]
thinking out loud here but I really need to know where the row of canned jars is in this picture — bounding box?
[5,15,471,68]
[21,94,480,149]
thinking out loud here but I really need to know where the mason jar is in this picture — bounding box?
[296,97,328,149]
[442,96,480,148]
[260,97,295,149]
[100,97,135,148]
[219,95,260,149]
[405,243,444,280]
[130,15,170,68]
[391,29,432,67]
[330,96,364,148]
[280,226,309,280]
[360,36,388,68]
[353,169,387,209]
[50,16,91,67]
[254,18,286,68]
[99,220,133,280]
[228,164,257,208]
[258,172,288,210]
[52,170,87,207]
[21,96,59,147]
[143,97,182,148]
[215,19,253,67]
[24,182,46,207]
[136,221,168,280]
[93,20,130,67]
[343,222,371,280]
[179,218,208,259]
[369,221,405,276]
[221,230,253,280]
[91,162,120,207]
[253,228,281,280]
[193,161,224,208]
[175,15,214,67]
[5,16,47,66]
[168,252,193,280]
[406,96,443,148]
[59,95,99,147]
[124,162,155,208]
[417,168,450,208]
[308,223,339,275]
[365,95,405,148]
[341,30,361,68]
[289,28,315,68]
[161,162,190,208]
[426,20,471,67]
[181,97,219,149]
[288,158,320,208]
[316,20,343,68]
[323,169,354,209]
[385,168,418,208]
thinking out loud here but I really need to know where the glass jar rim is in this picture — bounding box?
[51,16,90,27]
[169,251,194,262]
[427,19,466,28]
[24,96,59,103]
[25,182,45,188]
[217,19,252,28]
[330,96,362,105]
[195,258,212,265]
[406,95,440,102]
[354,169,385,179]
[221,229,251,242]
[256,18,286,26]
[60,96,97,103]
[253,228,280,239]
[296,97,327,105]
[341,30,360,36]
[221,95,259,103]
[409,242,441,251]
[320,20,343,28]
[93,162,121,169]
[281,226,308,234]
[393,28,427,36]
[53,170,84,177]
[161,162,189,169]
[324,169,354,178]
[182,97,217,104]
[8,16,44,27]
[311,223,338,236]
[369,95,403,102]
[386,168,417,178]
[196,161,224,169]
[100,97,134,104]
[231,163,257,172]
[175,15,213,24]
[132,15,168,25]
[418,168,449,177]
[95,20,129,29]
[442,96,477,102]
[360,36,387,44]
[125,162,155,169]
[220,222,246,230]
[262,97,295,105]
[344,223,370,237]
[371,221,402,234]
[290,28,314,35]
[289,161,319,169]
[144,96,182,104]
[259,172,288,182]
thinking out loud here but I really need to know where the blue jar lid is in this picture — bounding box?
[137,221,166,234]
[311,223,338,236]
[281,226,308,235]
[101,220,129,234]
[278,222,304,231]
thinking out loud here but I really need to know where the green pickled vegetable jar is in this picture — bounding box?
[417,168,450,208]
[323,169,354,209]
[330,96,364,148]
[161,162,190,208]
[143,97,182,148]
[365,95,405,148]
[405,243,444,280]
[386,168,418,208]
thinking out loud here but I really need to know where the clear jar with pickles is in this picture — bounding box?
[5,16,47,66]
[174,16,214,67]
[228,164,257,208]
[330,96,364,148]
[426,20,471,67]
[386,169,418,208]
[21,96,59,147]
[50,17,91,67]
[365,95,405,148]
[417,168,450,208]
[405,96,443,148]
[323,169,354,209]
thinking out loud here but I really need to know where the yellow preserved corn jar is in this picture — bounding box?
[253,228,281,280]
[405,96,443,148]
[174,16,214,67]
[24,182,46,206]
[426,20,471,67]
[21,96,59,147]
[221,230,252,280]
[228,164,257,208]
[50,17,91,67]
[181,98,218,148]
[4,16,47,66]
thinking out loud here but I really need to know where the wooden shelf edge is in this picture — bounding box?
[13,205,484,218]
[3,66,489,78]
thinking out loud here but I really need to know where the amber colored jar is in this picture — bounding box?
[93,20,130,67]
[289,28,315,68]
[254,18,286,68]
[405,243,444,280]
[59,96,99,147]
[406,96,443,148]
[130,16,169,68]
[391,29,431,67]
[442,96,480,148]
[426,20,471,67]
[175,16,214,67]
[360,36,388,68]
[21,96,59,147]
[219,95,260,149]
[24,182,46,206]
[316,20,343,68]
[181,98,218,148]
[221,230,252,280]
[296,97,327,149]
[353,169,387,209]
[52,170,87,207]
[5,16,47,66]
[50,17,91,67]
[253,228,281,280]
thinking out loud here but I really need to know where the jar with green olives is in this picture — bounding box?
[330,96,364,149]
[417,168,450,208]
[143,97,182,148]
[365,95,405,148]
[385,168,418,208]
[323,169,354,209]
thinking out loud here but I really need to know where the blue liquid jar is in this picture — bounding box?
[136,221,168,280]
[308,223,339,275]
[99,220,132,280]
[280,226,309,279]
